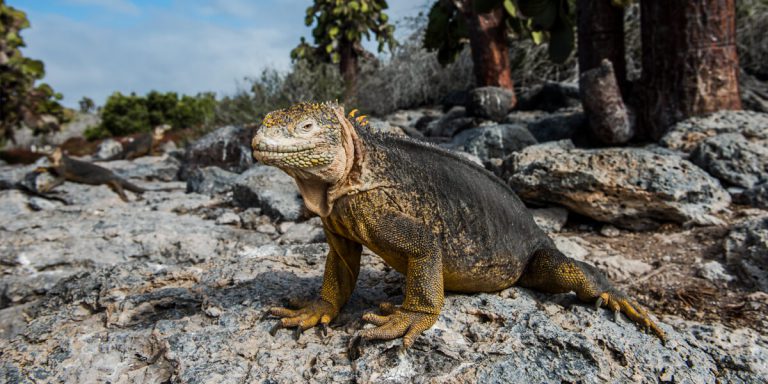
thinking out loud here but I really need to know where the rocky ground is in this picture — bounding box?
[1,88,767,383]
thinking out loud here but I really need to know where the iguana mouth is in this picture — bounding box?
[253,142,316,153]
[252,142,334,168]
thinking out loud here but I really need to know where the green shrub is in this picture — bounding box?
[99,92,150,136]
[96,91,216,138]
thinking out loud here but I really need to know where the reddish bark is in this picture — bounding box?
[577,0,626,95]
[639,0,741,140]
[459,2,516,107]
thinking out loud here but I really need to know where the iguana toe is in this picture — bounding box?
[267,299,337,339]
[595,291,666,343]
[359,305,438,349]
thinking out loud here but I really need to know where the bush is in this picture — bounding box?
[737,0,768,79]
[355,28,475,115]
[94,91,216,138]
[213,60,343,127]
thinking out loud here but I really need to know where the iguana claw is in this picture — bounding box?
[269,322,281,336]
[319,323,328,337]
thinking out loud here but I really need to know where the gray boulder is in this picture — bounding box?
[466,86,515,122]
[1,243,765,383]
[506,108,588,143]
[450,124,537,171]
[505,142,731,229]
[725,216,768,291]
[516,81,581,112]
[179,125,254,179]
[690,133,768,189]
[383,108,442,131]
[425,106,476,137]
[660,110,768,153]
[366,118,407,136]
[277,217,326,245]
[232,165,304,221]
[186,166,239,195]
[531,206,569,233]
[736,182,768,209]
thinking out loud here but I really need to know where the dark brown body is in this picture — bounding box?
[323,132,552,293]
[105,133,154,161]
[121,133,154,160]
[44,154,147,201]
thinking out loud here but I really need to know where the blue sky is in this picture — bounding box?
[9,0,430,107]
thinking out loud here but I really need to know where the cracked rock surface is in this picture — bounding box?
[1,241,766,383]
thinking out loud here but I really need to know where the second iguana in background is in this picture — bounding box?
[105,125,169,161]
[252,102,666,350]
[36,148,165,202]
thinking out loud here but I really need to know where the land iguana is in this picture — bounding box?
[106,125,169,161]
[252,102,666,350]
[36,148,175,202]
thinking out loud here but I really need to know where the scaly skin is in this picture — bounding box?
[252,102,666,350]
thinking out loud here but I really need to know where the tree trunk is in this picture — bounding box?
[577,0,626,95]
[462,4,516,107]
[639,0,741,140]
[339,38,358,105]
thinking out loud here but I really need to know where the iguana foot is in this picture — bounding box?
[268,299,337,340]
[360,302,438,349]
[594,290,666,342]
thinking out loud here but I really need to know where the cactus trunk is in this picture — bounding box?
[638,0,741,140]
[339,38,358,105]
[577,0,626,96]
[464,5,516,105]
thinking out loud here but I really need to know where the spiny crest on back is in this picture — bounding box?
[261,101,340,130]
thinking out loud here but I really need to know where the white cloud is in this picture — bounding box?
[20,7,298,107]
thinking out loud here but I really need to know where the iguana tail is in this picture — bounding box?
[120,179,147,194]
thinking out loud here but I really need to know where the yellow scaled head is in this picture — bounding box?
[251,102,348,182]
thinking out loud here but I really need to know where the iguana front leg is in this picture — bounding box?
[268,230,362,338]
[359,212,444,349]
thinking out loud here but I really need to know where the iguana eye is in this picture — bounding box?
[296,121,315,134]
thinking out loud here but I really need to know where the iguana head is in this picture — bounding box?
[153,124,170,141]
[251,102,350,184]
[49,147,64,166]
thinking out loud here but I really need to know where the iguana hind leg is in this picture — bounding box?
[517,248,666,342]
[106,180,130,202]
